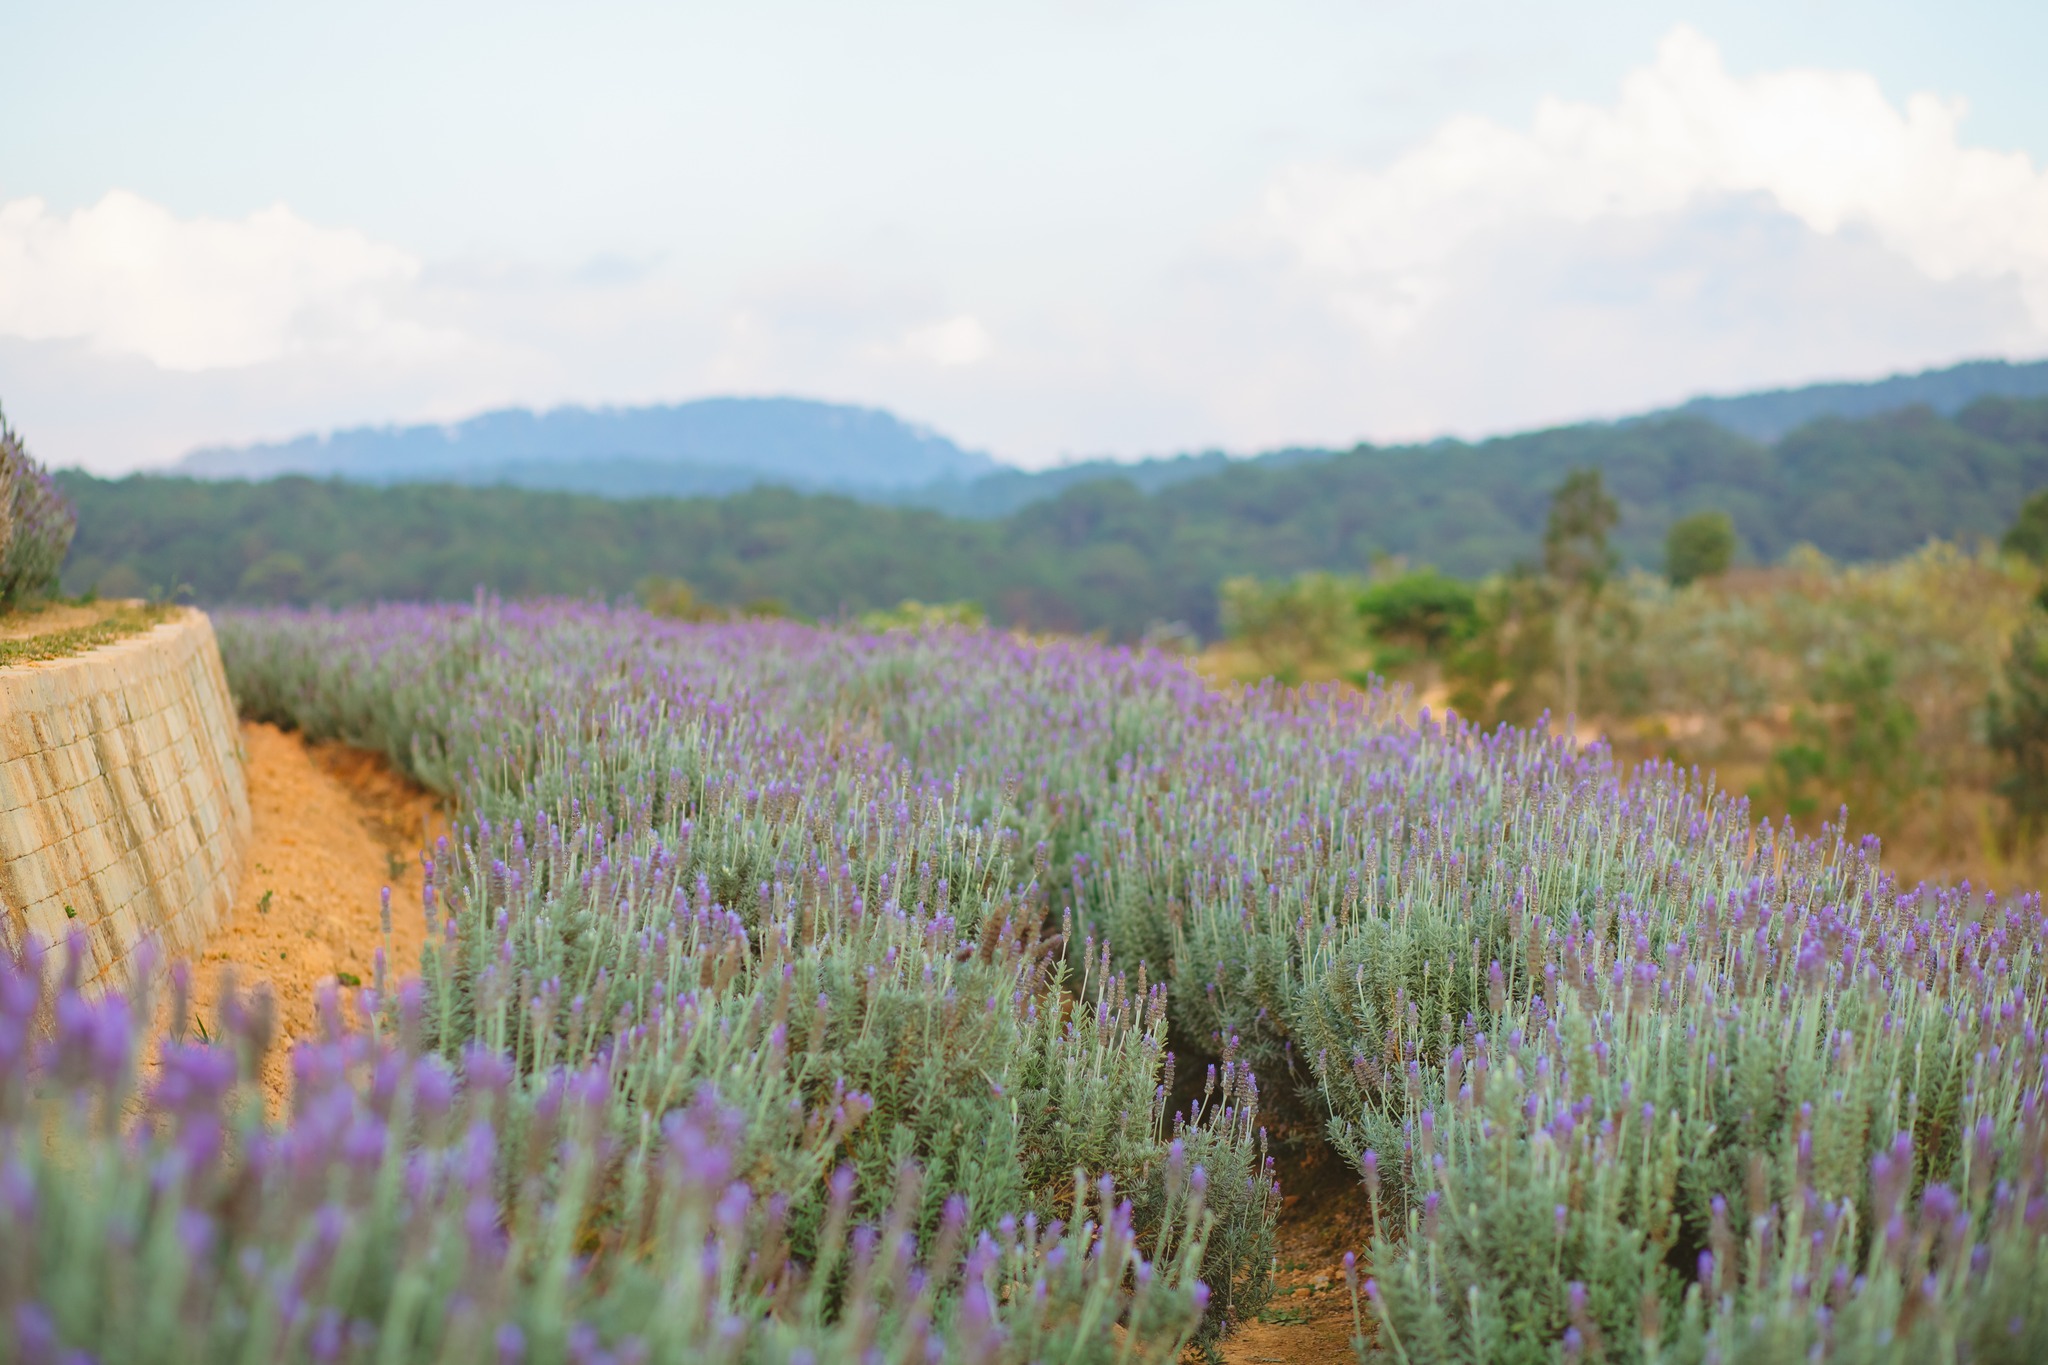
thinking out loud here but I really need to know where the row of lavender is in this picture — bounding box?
[3,942,1214,1363]
[217,603,2048,1358]
[4,604,1268,1362]
[9,599,2036,1360]
[1079,676,2048,1358]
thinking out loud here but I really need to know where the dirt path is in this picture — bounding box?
[1214,1149,1374,1364]
[179,722,445,1110]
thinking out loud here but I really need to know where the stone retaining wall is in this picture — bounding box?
[0,609,249,996]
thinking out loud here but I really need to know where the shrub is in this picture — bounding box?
[2002,488,2048,564]
[1356,570,1478,657]
[205,604,2048,1357]
[1220,572,1362,683]
[1989,614,2048,853]
[856,598,987,630]
[0,406,77,609]
[1664,509,1737,586]
[215,604,1278,1341]
[1443,568,1561,725]
[1,937,1216,1362]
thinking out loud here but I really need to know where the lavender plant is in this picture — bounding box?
[2,936,1218,1362]
[0,407,76,610]
[212,602,2048,1357]
[217,604,1277,1337]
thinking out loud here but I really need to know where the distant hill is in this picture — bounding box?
[64,395,2048,641]
[924,355,2048,516]
[1657,357,2048,442]
[166,357,2048,514]
[177,396,1000,494]
[890,449,1330,519]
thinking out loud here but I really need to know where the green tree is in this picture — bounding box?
[1357,569,1479,657]
[2001,489,2048,564]
[1219,572,1361,684]
[1987,616,2048,852]
[1665,510,1737,586]
[1445,569,1558,727]
[857,599,987,630]
[1762,647,1919,830]
[236,550,308,603]
[1816,647,1919,825]
[1543,468,1619,721]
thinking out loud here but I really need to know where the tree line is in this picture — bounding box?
[1218,466,2048,885]
[56,395,2048,639]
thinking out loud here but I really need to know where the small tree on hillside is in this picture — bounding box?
[1665,510,1736,586]
[2001,489,2048,565]
[1544,468,1619,723]
[1988,616,2048,854]
[1357,569,1479,658]
[1444,567,1559,727]
[1219,572,1360,684]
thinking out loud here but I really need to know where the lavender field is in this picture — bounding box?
[8,601,2046,1363]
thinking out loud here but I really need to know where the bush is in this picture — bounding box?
[0,406,77,609]
[856,598,987,631]
[2003,489,2048,564]
[180,605,2048,1356]
[1988,614,2048,852]
[1219,572,1362,683]
[2,938,1217,1363]
[1356,570,1478,656]
[1664,509,1737,586]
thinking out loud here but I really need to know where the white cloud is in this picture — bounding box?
[1258,27,2048,345]
[885,315,994,368]
[0,190,461,370]
[4,27,2047,475]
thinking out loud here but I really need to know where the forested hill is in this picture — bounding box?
[159,356,2048,515]
[178,396,999,495]
[1661,357,2048,442]
[61,395,2048,640]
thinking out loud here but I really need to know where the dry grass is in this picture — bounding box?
[0,599,175,666]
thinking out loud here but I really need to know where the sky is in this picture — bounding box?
[3,1,2046,473]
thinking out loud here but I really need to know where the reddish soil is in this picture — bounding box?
[1213,1145,1376,1364]
[177,721,446,1112]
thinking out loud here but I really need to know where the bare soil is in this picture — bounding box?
[1212,1145,1375,1364]
[178,721,446,1112]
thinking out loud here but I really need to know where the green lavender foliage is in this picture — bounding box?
[0,406,76,609]
[2,939,1217,1363]
[217,604,1278,1338]
[1069,673,2048,1355]
[214,603,2048,1357]
[1342,864,2048,1364]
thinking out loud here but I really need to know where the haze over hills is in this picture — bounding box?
[177,396,1001,496]
[167,357,2048,517]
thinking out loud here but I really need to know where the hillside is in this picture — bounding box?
[63,396,2048,639]
[178,395,999,494]
[162,356,2048,515]
[1661,356,2048,442]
